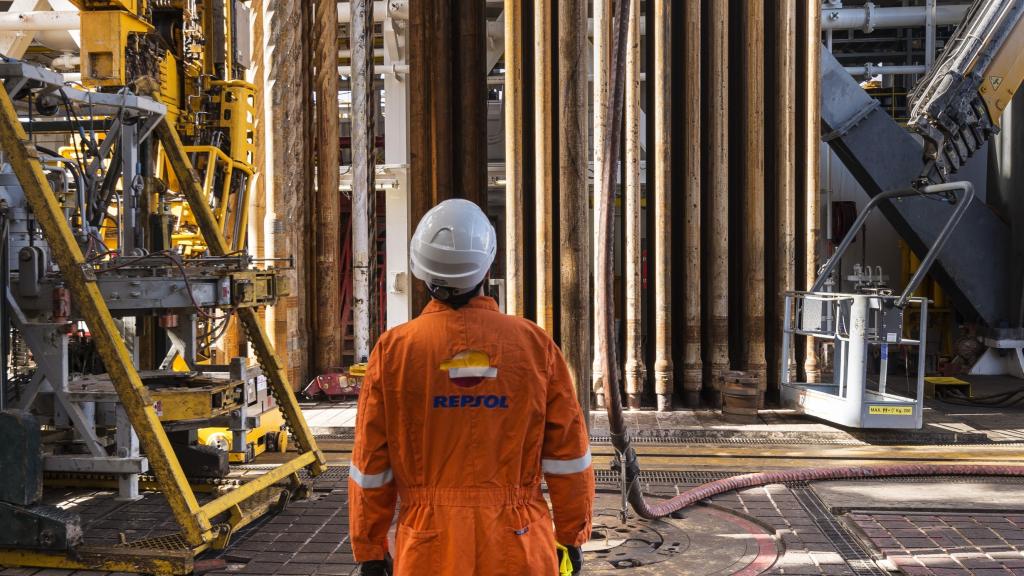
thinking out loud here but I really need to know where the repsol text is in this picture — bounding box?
[433,395,510,409]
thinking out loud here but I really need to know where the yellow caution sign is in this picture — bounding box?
[868,405,913,416]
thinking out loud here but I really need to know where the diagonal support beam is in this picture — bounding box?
[154,119,327,475]
[0,82,211,546]
[819,45,1011,326]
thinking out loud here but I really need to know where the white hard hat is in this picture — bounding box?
[410,199,496,295]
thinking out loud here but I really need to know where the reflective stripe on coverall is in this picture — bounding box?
[349,296,595,575]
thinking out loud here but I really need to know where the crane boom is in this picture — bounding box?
[908,0,1024,181]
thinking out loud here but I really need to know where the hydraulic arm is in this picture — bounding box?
[908,0,1024,181]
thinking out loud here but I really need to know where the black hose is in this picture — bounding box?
[937,387,1024,408]
[0,206,8,411]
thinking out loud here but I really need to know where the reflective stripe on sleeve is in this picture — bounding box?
[541,448,592,475]
[350,465,394,489]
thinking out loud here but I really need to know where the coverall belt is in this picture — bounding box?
[399,485,542,507]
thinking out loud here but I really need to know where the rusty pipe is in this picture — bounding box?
[504,0,525,317]
[708,0,730,406]
[351,0,375,362]
[592,0,612,409]
[804,0,822,382]
[559,0,592,414]
[623,0,645,410]
[535,0,555,332]
[315,0,341,372]
[681,0,702,409]
[653,0,672,412]
[743,0,767,393]
[456,0,487,207]
[775,0,798,382]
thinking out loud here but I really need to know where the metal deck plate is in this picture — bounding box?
[585,495,777,575]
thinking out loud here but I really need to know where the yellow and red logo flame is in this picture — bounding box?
[440,350,498,388]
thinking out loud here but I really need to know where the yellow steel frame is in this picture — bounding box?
[0,547,194,576]
[79,10,153,88]
[154,117,326,473]
[173,144,254,253]
[0,83,325,568]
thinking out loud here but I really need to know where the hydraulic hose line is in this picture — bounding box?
[593,1,1024,522]
[619,464,1024,520]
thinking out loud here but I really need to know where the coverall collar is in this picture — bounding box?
[421,295,500,315]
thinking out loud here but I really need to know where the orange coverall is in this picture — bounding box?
[349,296,595,575]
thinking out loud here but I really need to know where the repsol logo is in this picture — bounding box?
[433,395,509,409]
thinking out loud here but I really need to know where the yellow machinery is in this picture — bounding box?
[74,0,270,461]
[908,0,1024,180]
[0,77,325,575]
[0,1,324,574]
[74,0,256,259]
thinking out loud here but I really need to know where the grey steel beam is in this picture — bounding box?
[819,45,1010,326]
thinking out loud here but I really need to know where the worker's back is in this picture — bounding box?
[349,296,594,575]
[379,296,551,489]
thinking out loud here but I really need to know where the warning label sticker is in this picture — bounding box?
[991,76,1004,90]
[868,405,913,416]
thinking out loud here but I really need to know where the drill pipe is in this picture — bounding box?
[595,0,1020,524]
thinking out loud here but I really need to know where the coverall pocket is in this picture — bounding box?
[395,524,440,575]
[498,516,558,576]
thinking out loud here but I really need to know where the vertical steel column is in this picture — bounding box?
[351,0,375,362]
[383,4,412,327]
[302,0,315,384]
[775,0,798,384]
[925,0,936,69]
[592,0,611,408]
[254,0,275,344]
[430,1,454,205]
[535,0,554,332]
[708,0,730,405]
[804,0,822,381]
[120,122,140,255]
[845,296,868,409]
[266,0,309,387]
[624,0,645,409]
[682,0,702,408]
[314,0,340,371]
[456,0,487,206]
[408,0,432,316]
[653,0,672,412]
[115,405,141,501]
[505,0,525,317]
[744,0,766,390]
[559,0,592,414]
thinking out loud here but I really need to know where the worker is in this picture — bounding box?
[349,199,595,575]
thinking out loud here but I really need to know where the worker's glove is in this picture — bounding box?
[359,559,391,576]
[557,543,583,575]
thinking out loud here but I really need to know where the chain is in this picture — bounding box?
[239,318,307,454]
